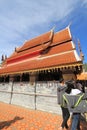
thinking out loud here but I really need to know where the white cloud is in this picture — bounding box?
[83,0,87,4]
[0,0,86,62]
[82,0,87,7]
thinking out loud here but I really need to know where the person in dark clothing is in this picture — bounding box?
[57,78,70,130]
[60,107,70,129]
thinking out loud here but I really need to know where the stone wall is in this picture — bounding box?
[0,81,61,115]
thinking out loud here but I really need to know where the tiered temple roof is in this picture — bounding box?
[0,26,83,75]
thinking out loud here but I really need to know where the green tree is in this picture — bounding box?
[83,63,87,72]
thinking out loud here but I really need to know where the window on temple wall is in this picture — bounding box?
[5,76,9,82]
[38,69,62,81]
[14,75,20,82]
[0,76,4,83]
[22,73,29,82]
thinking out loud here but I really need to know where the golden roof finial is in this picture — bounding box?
[68,22,72,28]
[51,25,56,31]
[78,39,84,61]
[66,22,72,29]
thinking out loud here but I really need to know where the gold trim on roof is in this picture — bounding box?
[0,63,83,76]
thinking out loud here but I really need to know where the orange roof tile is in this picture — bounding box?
[0,27,83,75]
[0,51,82,75]
[52,27,72,45]
[6,41,74,64]
[41,41,75,57]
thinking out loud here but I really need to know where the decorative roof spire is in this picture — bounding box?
[41,28,54,51]
[15,47,17,52]
[68,22,72,28]
[66,22,72,29]
[78,39,84,61]
[50,26,55,39]
[1,54,4,61]
[5,55,7,59]
[51,25,56,31]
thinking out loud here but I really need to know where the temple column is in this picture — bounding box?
[20,74,23,86]
[9,75,14,83]
[29,72,37,85]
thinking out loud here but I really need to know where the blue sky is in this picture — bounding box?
[0,0,87,63]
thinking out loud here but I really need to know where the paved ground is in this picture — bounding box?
[0,102,87,130]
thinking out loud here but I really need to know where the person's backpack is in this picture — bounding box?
[63,93,87,113]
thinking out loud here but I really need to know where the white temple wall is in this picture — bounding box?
[0,81,61,115]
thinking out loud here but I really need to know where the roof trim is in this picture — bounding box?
[67,26,72,40]
[71,41,75,49]
[0,63,83,76]
[74,50,81,61]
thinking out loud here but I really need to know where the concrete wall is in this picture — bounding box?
[0,81,61,115]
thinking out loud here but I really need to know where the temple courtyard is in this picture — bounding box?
[0,102,87,130]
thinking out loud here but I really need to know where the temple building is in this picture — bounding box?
[0,26,85,113]
[0,26,84,83]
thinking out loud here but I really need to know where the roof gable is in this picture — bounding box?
[17,30,54,52]
[52,27,72,45]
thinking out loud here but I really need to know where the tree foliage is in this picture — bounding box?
[83,63,87,72]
